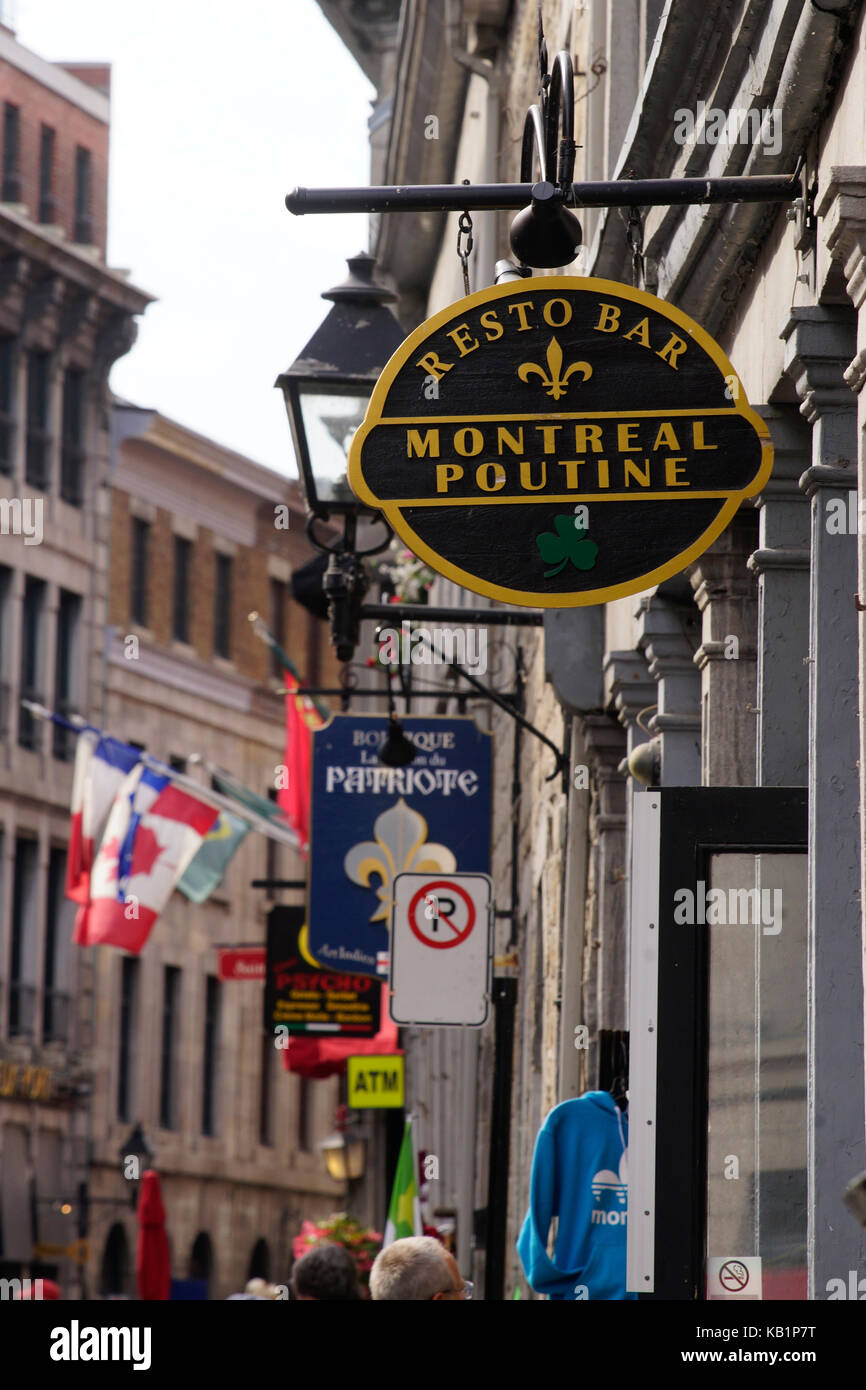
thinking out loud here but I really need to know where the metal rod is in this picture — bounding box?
[249,879,306,890]
[360,604,544,626]
[409,629,566,780]
[287,174,800,217]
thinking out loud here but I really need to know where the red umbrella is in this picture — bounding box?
[136,1169,171,1300]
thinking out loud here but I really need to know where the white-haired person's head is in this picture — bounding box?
[369,1236,471,1301]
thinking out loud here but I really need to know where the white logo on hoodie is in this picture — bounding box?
[591,1151,628,1224]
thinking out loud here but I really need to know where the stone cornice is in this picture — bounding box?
[799,462,856,498]
[0,209,152,315]
[817,167,866,309]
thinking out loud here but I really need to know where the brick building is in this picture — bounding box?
[0,26,149,1292]
[83,403,345,1299]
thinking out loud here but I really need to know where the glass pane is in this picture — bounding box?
[705,851,807,1300]
[756,852,807,1299]
[299,389,369,503]
[705,852,758,1290]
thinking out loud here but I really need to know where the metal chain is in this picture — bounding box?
[457,210,474,296]
[627,206,645,289]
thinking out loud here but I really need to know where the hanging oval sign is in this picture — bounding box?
[347,276,772,607]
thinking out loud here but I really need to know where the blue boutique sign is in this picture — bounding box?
[308,714,492,977]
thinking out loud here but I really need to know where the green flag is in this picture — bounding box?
[382,1117,422,1246]
[178,808,250,903]
[211,769,296,843]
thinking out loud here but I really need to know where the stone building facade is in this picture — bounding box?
[0,28,149,1292]
[318,0,866,1299]
[81,405,344,1300]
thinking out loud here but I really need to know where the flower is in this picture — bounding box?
[291,1213,383,1294]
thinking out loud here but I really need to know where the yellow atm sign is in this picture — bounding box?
[347,1055,405,1108]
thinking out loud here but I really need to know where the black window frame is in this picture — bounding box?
[9,836,38,1037]
[43,847,70,1043]
[18,575,45,749]
[74,145,92,245]
[0,335,15,475]
[213,552,232,659]
[172,535,192,644]
[25,349,51,491]
[159,965,181,1129]
[53,589,82,760]
[2,102,20,203]
[117,955,139,1123]
[130,517,150,626]
[201,975,220,1136]
[39,124,55,224]
[60,368,86,506]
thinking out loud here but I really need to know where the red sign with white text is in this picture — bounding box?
[217,948,266,982]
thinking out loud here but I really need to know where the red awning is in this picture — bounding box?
[283,982,399,1078]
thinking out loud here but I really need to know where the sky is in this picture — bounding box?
[13,0,375,475]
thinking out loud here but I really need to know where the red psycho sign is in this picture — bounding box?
[217,948,266,982]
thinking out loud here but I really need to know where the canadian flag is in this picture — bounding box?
[74,766,219,953]
[66,733,141,903]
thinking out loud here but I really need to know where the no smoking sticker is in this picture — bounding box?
[409,879,476,949]
[706,1256,762,1299]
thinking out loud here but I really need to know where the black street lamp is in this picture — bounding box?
[279,252,408,664]
[276,253,406,661]
[118,1123,154,1209]
[276,251,403,518]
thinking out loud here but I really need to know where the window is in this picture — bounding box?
[74,146,92,244]
[53,589,82,760]
[268,579,286,680]
[0,564,11,739]
[38,125,55,224]
[18,576,45,749]
[26,350,51,491]
[264,787,279,900]
[9,837,38,1037]
[159,965,181,1129]
[0,336,14,474]
[258,1033,274,1147]
[297,1077,312,1152]
[213,552,231,658]
[172,536,191,643]
[168,754,187,775]
[43,848,72,1042]
[2,102,20,203]
[130,518,149,626]
[60,369,85,505]
[201,976,220,1136]
[117,956,139,1123]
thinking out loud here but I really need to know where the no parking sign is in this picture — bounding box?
[390,872,492,1026]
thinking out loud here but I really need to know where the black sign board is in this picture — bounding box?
[264,905,381,1037]
[348,276,772,607]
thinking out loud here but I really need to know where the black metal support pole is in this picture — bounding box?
[360,604,544,626]
[484,977,517,1299]
[287,174,800,217]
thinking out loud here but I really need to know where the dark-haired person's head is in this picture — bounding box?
[292,1243,362,1301]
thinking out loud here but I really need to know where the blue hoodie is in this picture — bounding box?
[517,1091,636,1300]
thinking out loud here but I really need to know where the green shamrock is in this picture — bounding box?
[535,515,599,578]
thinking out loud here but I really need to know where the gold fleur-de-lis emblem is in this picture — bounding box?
[517,336,592,400]
[343,798,456,924]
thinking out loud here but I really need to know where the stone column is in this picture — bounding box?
[581,713,628,1086]
[635,595,702,785]
[604,649,658,1018]
[687,507,759,786]
[748,405,811,787]
[783,303,866,1296]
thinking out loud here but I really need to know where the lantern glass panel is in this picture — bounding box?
[298,386,369,506]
